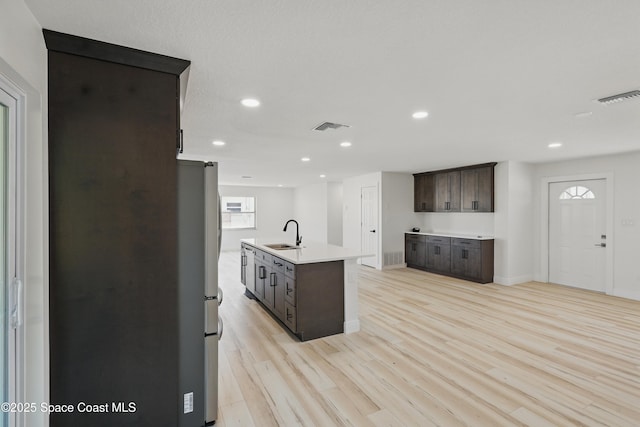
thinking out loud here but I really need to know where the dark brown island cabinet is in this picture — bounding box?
[241,242,345,341]
[414,162,497,213]
[405,233,494,284]
[45,30,200,427]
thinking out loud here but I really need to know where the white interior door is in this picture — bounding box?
[361,186,378,268]
[548,179,606,292]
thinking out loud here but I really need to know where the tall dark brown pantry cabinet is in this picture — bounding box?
[45,30,190,427]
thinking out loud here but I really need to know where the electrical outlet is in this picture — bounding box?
[183,392,193,414]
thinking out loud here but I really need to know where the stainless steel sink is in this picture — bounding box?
[264,243,301,250]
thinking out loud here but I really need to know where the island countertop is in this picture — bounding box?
[240,238,368,265]
[405,231,494,240]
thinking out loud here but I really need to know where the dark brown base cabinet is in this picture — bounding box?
[426,236,452,272]
[243,244,344,341]
[405,234,427,268]
[405,233,494,284]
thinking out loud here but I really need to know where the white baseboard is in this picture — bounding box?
[344,319,360,334]
[493,274,533,286]
[382,263,406,270]
[611,289,640,302]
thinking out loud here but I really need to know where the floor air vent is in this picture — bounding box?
[313,121,351,131]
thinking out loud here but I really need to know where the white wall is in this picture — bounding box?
[294,182,328,244]
[493,161,534,285]
[381,172,416,268]
[1,1,48,425]
[532,151,640,300]
[219,185,294,251]
[293,181,344,246]
[327,182,343,246]
[416,212,494,236]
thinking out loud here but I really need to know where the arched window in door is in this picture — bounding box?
[559,185,595,200]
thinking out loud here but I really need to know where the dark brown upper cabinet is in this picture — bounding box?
[435,171,461,212]
[413,163,496,213]
[461,165,494,212]
[414,173,434,212]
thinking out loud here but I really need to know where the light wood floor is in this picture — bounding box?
[217,252,640,426]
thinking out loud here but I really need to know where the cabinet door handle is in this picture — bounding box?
[270,272,277,286]
[259,266,266,279]
[177,129,184,154]
[435,245,440,255]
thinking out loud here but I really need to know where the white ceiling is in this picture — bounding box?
[25,0,640,186]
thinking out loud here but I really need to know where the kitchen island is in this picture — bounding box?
[240,238,364,341]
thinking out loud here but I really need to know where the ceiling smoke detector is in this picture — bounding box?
[597,90,640,105]
[313,121,351,131]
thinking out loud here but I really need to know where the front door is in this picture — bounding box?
[548,179,606,292]
[361,186,378,268]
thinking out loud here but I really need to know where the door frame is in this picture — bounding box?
[540,173,614,294]
[1,71,26,427]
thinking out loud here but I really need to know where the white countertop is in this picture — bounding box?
[405,231,494,240]
[241,238,370,264]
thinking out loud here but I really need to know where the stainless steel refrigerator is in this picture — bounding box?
[178,160,221,426]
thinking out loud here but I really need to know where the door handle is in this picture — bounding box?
[370,230,376,233]
[10,278,23,329]
[594,243,606,247]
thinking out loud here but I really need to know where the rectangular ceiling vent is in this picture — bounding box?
[597,89,640,105]
[313,121,351,131]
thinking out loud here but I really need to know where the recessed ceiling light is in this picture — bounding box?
[301,157,311,162]
[548,142,563,148]
[412,111,429,119]
[241,175,253,179]
[340,141,352,147]
[320,174,326,178]
[277,184,283,187]
[575,111,593,118]
[241,98,260,107]
[212,140,225,146]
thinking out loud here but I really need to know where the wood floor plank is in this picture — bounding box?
[216,252,640,426]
